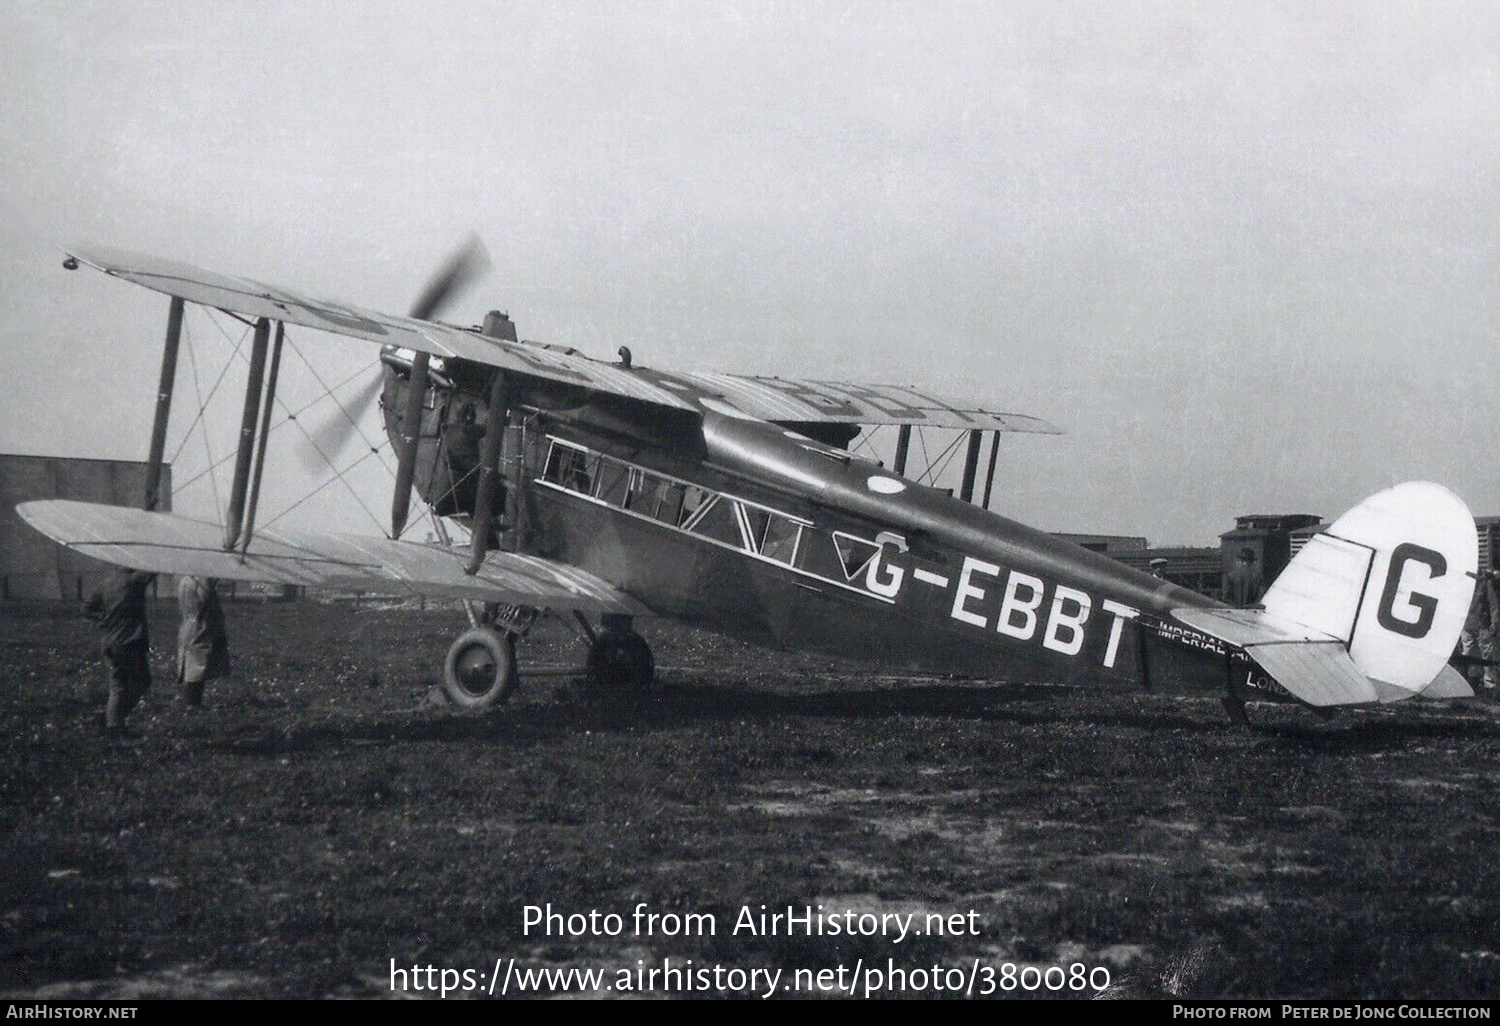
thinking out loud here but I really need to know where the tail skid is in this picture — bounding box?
[1173,482,1477,709]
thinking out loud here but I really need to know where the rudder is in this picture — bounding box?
[1262,481,1477,697]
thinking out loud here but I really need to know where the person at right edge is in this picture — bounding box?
[1460,568,1500,695]
[83,566,157,740]
[176,575,230,707]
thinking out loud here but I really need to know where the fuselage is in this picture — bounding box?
[384,358,1256,692]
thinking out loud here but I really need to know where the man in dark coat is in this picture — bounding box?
[83,566,157,737]
[1222,548,1264,607]
[176,576,230,707]
[1460,570,1499,692]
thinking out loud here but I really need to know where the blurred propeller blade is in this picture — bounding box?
[408,233,492,322]
[296,372,383,472]
[296,234,490,474]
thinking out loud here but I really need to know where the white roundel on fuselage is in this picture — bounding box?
[866,476,905,495]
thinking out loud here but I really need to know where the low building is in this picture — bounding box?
[1113,546,1226,595]
[1480,516,1500,573]
[1068,512,1500,601]
[0,453,170,600]
[1050,533,1147,555]
[1219,513,1324,585]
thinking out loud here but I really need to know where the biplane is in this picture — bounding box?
[17,241,1481,720]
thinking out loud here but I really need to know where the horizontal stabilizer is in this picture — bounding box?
[1240,641,1382,708]
[17,500,647,615]
[1171,606,1378,707]
[1171,606,1338,647]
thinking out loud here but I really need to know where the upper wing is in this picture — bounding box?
[64,244,695,411]
[635,369,1062,433]
[66,243,1061,434]
[17,499,647,614]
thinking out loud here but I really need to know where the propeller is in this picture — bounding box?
[408,233,492,321]
[296,372,384,472]
[297,235,492,470]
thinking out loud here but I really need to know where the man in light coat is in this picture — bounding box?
[176,576,230,707]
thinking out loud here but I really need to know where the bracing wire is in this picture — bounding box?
[279,330,396,478]
[169,360,382,496]
[930,434,967,485]
[177,318,224,523]
[169,318,248,468]
[260,439,392,531]
[850,427,877,461]
[918,431,965,487]
[200,310,395,536]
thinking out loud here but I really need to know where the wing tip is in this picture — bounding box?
[59,242,124,276]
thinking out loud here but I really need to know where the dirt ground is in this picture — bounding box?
[3,598,1500,999]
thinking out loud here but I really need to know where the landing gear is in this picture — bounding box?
[587,614,655,691]
[1220,695,1251,729]
[438,612,653,708]
[442,626,519,710]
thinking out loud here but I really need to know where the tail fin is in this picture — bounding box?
[1174,482,1477,707]
[1263,481,1476,697]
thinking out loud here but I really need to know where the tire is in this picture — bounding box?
[442,627,518,711]
[587,630,655,691]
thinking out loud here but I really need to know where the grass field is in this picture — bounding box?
[3,599,1500,999]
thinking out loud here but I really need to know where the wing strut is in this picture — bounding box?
[239,321,285,553]
[893,425,912,476]
[390,351,430,538]
[959,429,983,503]
[223,318,271,550]
[144,297,184,512]
[981,431,1000,509]
[467,370,514,574]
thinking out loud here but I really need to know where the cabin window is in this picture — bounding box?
[684,495,742,548]
[540,435,817,574]
[593,457,633,507]
[652,480,686,524]
[832,532,880,581]
[622,468,649,511]
[761,513,802,564]
[543,443,594,494]
[624,471,684,524]
[679,486,714,528]
[740,506,771,549]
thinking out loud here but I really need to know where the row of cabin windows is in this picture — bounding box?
[541,440,807,566]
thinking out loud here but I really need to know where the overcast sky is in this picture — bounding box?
[1,0,1495,544]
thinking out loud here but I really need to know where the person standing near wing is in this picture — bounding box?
[83,566,157,739]
[176,576,230,707]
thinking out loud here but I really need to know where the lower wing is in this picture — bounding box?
[17,499,646,615]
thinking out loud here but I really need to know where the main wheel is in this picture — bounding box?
[442,627,519,710]
[587,629,655,691]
